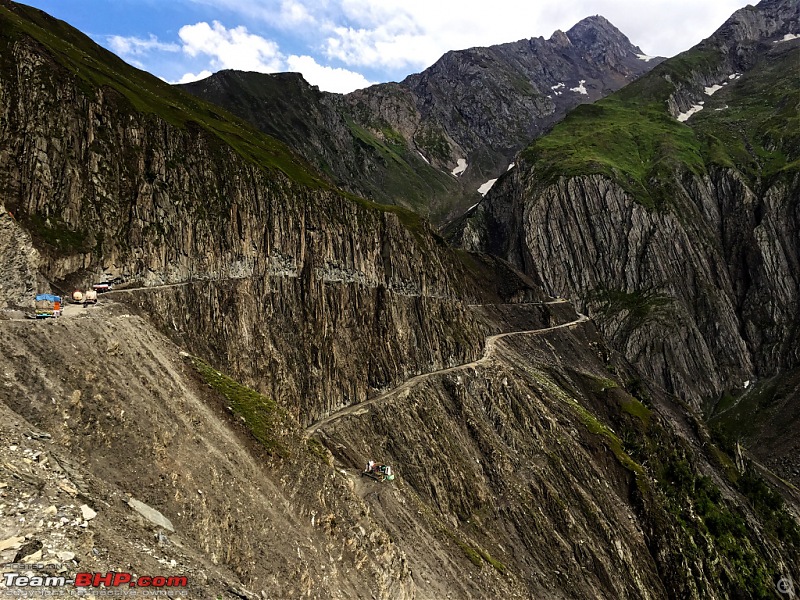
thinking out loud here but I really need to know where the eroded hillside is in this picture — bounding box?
[2,295,797,599]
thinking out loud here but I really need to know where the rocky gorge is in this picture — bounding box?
[0,0,798,598]
[458,0,800,407]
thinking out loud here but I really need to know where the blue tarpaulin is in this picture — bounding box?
[35,294,61,302]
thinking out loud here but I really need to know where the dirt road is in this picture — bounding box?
[306,312,589,435]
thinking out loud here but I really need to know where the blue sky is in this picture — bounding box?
[20,0,753,93]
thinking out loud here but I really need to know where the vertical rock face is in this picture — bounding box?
[466,165,799,404]
[459,0,800,404]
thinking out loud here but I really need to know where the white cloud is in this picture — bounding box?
[279,0,317,27]
[313,0,753,70]
[170,70,214,85]
[97,1,756,95]
[179,21,284,72]
[325,27,443,70]
[107,34,179,57]
[286,55,373,93]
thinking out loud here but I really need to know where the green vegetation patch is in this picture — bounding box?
[658,454,778,597]
[738,470,800,546]
[453,538,507,574]
[518,42,799,209]
[620,397,651,428]
[532,370,645,478]
[688,46,800,180]
[591,288,674,324]
[188,356,291,457]
[520,98,705,208]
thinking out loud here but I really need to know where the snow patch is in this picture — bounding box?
[714,105,729,111]
[416,151,430,164]
[477,179,498,196]
[676,104,704,122]
[704,84,723,96]
[451,158,467,177]
[569,80,588,95]
[550,82,565,90]
[744,380,751,388]
[774,33,799,43]
[465,202,480,214]
[728,73,741,80]
[636,53,656,62]
[507,163,515,171]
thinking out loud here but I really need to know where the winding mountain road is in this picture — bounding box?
[105,281,194,295]
[305,312,589,435]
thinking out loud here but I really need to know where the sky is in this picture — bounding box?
[20,0,754,94]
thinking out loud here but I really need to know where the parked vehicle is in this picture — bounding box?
[34,294,61,318]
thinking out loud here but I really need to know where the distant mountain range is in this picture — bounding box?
[180,16,663,222]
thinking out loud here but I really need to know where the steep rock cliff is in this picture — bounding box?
[0,1,527,425]
[0,203,41,309]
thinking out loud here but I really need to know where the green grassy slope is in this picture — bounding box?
[519,39,799,207]
[180,70,460,221]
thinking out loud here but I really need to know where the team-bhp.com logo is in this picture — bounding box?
[3,571,188,593]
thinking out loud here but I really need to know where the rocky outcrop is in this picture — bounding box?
[665,0,800,119]
[464,165,799,402]
[400,16,657,163]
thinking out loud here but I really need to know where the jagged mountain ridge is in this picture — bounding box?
[0,1,798,598]
[181,16,663,222]
[457,0,799,455]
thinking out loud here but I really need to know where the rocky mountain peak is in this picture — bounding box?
[566,14,645,62]
[711,0,800,46]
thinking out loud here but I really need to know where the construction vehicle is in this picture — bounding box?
[71,290,84,303]
[362,460,395,482]
[83,289,98,306]
[34,294,61,318]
